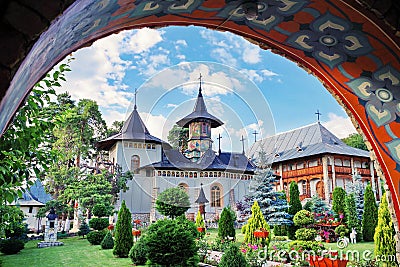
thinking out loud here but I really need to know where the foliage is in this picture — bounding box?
[143,218,198,267]
[242,201,270,246]
[129,236,147,265]
[352,173,365,221]
[240,243,266,267]
[335,225,349,237]
[236,195,252,219]
[210,237,233,252]
[89,217,109,231]
[106,120,124,137]
[303,200,313,212]
[113,200,133,258]
[100,231,114,249]
[0,205,26,239]
[218,206,236,240]
[87,230,107,245]
[374,192,398,267]
[342,133,368,151]
[293,210,314,227]
[288,240,325,255]
[251,167,292,226]
[155,187,190,219]
[78,220,90,238]
[295,228,317,241]
[310,195,327,215]
[362,184,378,241]
[176,215,198,239]
[0,239,25,254]
[167,124,189,150]
[92,203,113,217]
[219,243,249,267]
[332,187,347,218]
[195,210,205,231]
[345,193,362,242]
[288,181,302,239]
[273,225,288,236]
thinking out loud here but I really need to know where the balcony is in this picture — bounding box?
[282,166,323,178]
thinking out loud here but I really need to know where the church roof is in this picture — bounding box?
[176,85,223,128]
[247,122,369,164]
[143,148,256,173]
[10,179,52,206]
[96,107,163,150]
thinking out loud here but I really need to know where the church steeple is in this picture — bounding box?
[176,74,224,162]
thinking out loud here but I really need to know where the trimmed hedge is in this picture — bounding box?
[129,237,148,265]
[101,231,114,249]
[89,218,109,231]
[295,228,317,241]
[87,230,107,245]
[0,239,25,254]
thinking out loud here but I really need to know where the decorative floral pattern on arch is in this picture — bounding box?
[127,0,204,18]
[217,0,308,32]
[347,65,400,127]
[286,12,372,69]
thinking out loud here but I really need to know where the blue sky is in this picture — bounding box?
[59,26,356,152]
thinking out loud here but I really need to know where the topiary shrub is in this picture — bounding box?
[335,225,349,237]
[289,240,325,254]
[218,206,236,240]
[113,200,133,258]
[101,231,114,249]
[129,237,148,265]
[144,218,198,266]
[362,184,378,241]
[0,239,25,255]
[176,215,198,238]
[288,181,302,239]
[293,210,314,227]
[89,217,109,231]
[92,203,113,217]
[87,230,107,245]
[219,243,249,267]
[155,187,190,219]
[295,228,317,241]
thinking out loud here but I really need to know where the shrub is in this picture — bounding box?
[295,228,317,241]
[242,201,270,246]
[293,210,314,227]
[101,231,114,249]
[78,220,90,238]
[289,240,325,255]
[92,203,113,217]
[332,187,347,216]
[129,237,148,265]
[218,206,236,240]
[113,200,133,258]
[288,181,302,239]
[0,239,25,255]
[87,230,107,245]
[155,187,190,219]
[176,215,198,238]
[219,243,249,267]
[335,225,349,237]
[89,217,109,231]
[144,219,198,266]
[303,200,313,211]
[362,184,378,241]
[195,210,205,237]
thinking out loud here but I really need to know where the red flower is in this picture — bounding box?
[107,224,114,230]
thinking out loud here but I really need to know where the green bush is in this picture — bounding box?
[0,239,25,254]
[113,200,133,258]
[78,220,90,237]
[101,231,114,249]
[129,237,148,265]
[289,240,325,254]
[288,181,302,239]
[87,230,107,245]
[89,217,109,231]
[293,210,314,227]
[92,203,113,217]
[362,184,378,241]
[218,206,236,240]
[335,225,349,237]
[144,219,198,266]
[303,200,313,211]
[295,228,317,241]
[219,243,249,267]
[176,215,198,238]
[155,187,190,219]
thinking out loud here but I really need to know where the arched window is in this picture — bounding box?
[178,183,189,193]
[354,161,361,168]
[334,159,342,166]
[301,180,307,195]
[343,160,351,167]
[211,184,222,208]
[131,155,140,174]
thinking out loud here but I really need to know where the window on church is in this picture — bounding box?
[301,180,307,195]
[131,155,140,174]
[354,161,361,168]
[146,169,153,177]
[152,144,156,149]
[202,123,208,135]
[211,185,222,207]
[28,206,33,213]
[297,162,304,169]
[334,159,342,166]
[178,183,189,193]
[343,160,351,167]
[134,143,138,148]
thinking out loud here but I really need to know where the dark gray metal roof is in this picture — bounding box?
[248,123,370,164]
[176,86,223,128]
[143,149,256,173]
[195,185,209,203]
[96,107,163,150]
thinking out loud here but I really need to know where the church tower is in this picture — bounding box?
[176,75,223,162]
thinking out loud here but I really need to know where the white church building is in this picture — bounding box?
[97,82,256,222]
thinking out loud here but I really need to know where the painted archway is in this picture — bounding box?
[1,0,400,236]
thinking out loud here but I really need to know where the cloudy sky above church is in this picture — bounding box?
[58,26,356,153]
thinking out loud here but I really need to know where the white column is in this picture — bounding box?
[331,156,336,188]
[351,157,355,175]
[322,156,330,202]
[279,163,283,190]
[370,160,377,198]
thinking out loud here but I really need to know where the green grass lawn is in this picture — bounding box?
[0,237,137,267]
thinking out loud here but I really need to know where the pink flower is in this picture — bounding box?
[241,249,247,253]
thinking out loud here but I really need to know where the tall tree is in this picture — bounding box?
[113,200,133,258]
[155,187,190,219]
[167,124,189,150]
[342,133,368,151]
[332,187,347,218]
[345,193,362,241]
[242,201,270,246]
[347,173,365,220]
[362,184,378,241]
[374,193,398,267]
[287,181,302,239]
[107,120,124,136]
[218,206,236,240]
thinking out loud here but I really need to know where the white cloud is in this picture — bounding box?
[240,69,279,83]
[176,40,188,46]
[140,53,170,76]
[242,45,261,64]
[139,112,168,139]
[177,54,186,60]
[166,103,178,108]
[211,48,237,66]
[322,113,357,138]
[261,69,278,77]
[121,28,164,54]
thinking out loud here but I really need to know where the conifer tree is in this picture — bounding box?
[332,187,346,218]
[113,200,133,258]
[195,210,205,237]
[219,243,249,267]
[374,192,398,267]
[78,220,90,238]
[288,181,302,239]
[101,231,114,249]
[218,207,236,240]
[362,184,378,241]
[347,173,365,220]
[311,195,328,221]
[242,201,270,245]
[345,193,362,241]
